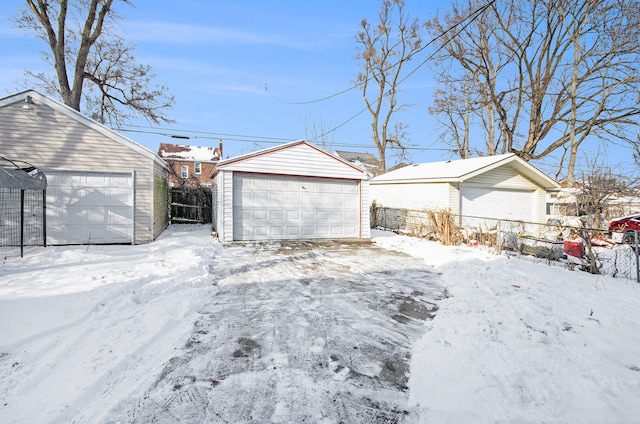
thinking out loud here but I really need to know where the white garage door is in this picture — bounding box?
[461,186,534,221]
[46,170,134,245]
[233,173,360,241]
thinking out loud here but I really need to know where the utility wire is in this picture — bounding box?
[268,0,495,106]
[115,126,454,152]
[309,0,495,142]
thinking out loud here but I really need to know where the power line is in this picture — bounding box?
[115,126,454,152]
[266,0,495,106]
[309,0,496,142]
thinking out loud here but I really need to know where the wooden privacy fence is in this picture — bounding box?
[169,186,212,224]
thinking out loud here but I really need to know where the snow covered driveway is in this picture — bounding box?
[0,227,445,424]
[108,240,445,423]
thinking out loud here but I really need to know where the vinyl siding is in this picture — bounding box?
[534,188,546,223]
[153,161,170,240]
[360,180,371,238]
[465,166,539,190]
[0,100,162,243]
[212,171,227,238]
[218,143,366,180]
[220,170,234,242]
[449,183,461,216]
[369,182,450,210]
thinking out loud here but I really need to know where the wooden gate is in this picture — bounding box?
[170,186,212,224]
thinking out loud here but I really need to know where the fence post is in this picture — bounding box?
[20,189,25,258]
[635,230,639,284]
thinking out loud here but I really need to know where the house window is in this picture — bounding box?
[181,165,188,178]
[194,162,202,175]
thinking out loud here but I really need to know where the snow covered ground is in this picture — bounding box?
[1,225,639,423]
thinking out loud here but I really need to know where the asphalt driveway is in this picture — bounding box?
[108,240,446,423]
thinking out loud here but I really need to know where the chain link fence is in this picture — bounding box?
[463,216,639,282]
[371,206,639,282]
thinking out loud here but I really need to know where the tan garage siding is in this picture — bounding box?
[0,92,169,244]
[152,161,170,240]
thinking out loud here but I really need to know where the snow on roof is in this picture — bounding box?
[158,143,220,162]
[334,150,379,166]
[371,153,559,188]
[372,154,516,182]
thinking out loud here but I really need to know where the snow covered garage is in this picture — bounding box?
[211,141,370,242]
[0,90,170,245]
[370,154,560,224]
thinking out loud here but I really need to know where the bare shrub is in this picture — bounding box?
[427,209,463,246]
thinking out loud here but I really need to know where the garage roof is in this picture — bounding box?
[0,90,169,171]
[211,140,367,179]
[371,154,560,188]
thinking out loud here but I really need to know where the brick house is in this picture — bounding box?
[158,142,222,187]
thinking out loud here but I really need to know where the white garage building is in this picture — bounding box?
[211,141,370,242]
[0,90,170,245]
[370,154,560,224]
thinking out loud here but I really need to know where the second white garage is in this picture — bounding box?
[212,141,370,242]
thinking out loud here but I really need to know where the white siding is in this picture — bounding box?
[534,188,547,223]
[449,183,461,216]
[360,180,371,238]
[465,166,539,190]
[0,100,164,243]
[219,143,365,180]
[219,170,234,242]
[370,182,450,210]
[212,173,220,235]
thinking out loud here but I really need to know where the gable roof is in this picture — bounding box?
[334,150,379,166]
[372,154,560,188]
[158,143,221,162]
[211,140,367,179]
[0,89,169,171]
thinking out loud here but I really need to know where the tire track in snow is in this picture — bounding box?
[105,241,445,423]
[70,318,190,424]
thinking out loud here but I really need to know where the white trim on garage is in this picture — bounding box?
[44,169,134,245]
[232,173,361,241]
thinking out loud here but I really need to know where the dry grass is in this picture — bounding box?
[427,209,463,246]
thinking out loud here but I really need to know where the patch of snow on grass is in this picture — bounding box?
[371,229,640,424]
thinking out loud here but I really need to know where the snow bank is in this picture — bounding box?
[372,229,640,424]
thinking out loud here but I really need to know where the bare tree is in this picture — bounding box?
[426,0,640,180]
[356,0,423,173]
[304,116,336,152]
[15,0,174,125]
[574,162,638,230]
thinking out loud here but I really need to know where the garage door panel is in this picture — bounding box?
[46,170,133,245]
[233,174,360,240]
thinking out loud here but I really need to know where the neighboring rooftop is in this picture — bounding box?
[158,143,221,162]
[372,153,559,188]
[334,150,381,177]
[334,150,379,166]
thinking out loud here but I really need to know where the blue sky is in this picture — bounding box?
[0,0,636,177]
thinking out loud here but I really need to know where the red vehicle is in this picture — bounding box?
[609,214,640,243]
